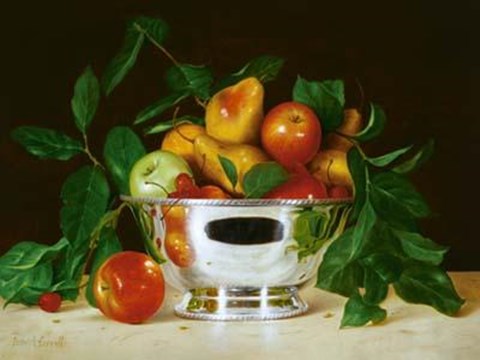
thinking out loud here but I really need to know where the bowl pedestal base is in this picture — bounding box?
[174,286,308,321]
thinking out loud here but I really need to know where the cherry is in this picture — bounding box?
[38,292,62,313]
[328,186,351,199]
[175,173,196,192]
[171,173,202,198]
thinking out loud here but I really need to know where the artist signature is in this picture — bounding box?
[10,335,66,349]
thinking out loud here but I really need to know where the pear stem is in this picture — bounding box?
[172,117,196,144]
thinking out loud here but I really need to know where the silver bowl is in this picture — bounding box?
[122,196,352,321]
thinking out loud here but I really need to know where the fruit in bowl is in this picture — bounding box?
[124,77,355,320]
[5,16,462,329]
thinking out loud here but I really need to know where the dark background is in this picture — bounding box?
[0,1,478,269]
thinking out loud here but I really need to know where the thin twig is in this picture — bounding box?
[83,134,105,170]
[134,23,208,110]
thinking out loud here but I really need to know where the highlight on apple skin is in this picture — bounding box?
[261,101,322,170]
[129,150,193,198]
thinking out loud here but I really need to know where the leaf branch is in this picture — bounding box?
[133,22,207,109]
[82,133,105,170]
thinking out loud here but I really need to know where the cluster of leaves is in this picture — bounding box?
[0,16,286,308]
[99,17,284,135]
[1,15,464,330]
[3,65,148,307]
[292,77,464,327]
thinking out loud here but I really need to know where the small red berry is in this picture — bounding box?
[168,190,182,198]
[175,173,196,192]
[39,292,62,313]
[328,186,351,199]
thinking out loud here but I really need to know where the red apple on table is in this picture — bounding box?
[93,251,165,324]
[261,101,322,170]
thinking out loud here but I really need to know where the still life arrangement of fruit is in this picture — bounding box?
[0,16,464,327]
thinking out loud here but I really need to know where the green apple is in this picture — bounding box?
[129,150,192,198]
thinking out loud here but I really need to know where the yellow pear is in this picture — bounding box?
[161,123,206,179]
[193,134,270,196]
[325,108,363,152]
[309,149,353,189]
[205,77,264,145]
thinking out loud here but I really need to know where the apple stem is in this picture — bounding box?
[145,181,170,196]
[290,114,302,124]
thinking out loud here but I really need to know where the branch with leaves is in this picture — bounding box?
[0,16,464,329]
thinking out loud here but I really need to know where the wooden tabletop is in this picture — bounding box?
[1,272,479,360]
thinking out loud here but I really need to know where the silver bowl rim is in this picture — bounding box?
[120,195,353,207]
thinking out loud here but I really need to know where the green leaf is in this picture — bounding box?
[370,172,431,219]
[102,24,145,96]
[316,228,364,297]
[0,263,53,307]
[354,103,386,142]
[360,253,403,283]
[86,227,122,307]
[53,246,88,292]
[71,66,100,133]
[363,268,389,305]
[11,126,83,160]
[393,229,448,266]
[393,139,435,174]
[4,287,44,308]
[60,166,110,253]
[166,64,214,100]
[367,145,413,167]
[242,162,289,198]
[213,55,285,91]
[0,238,67,306]
[359,220,407,259]
[144,116,205,135]
[292,76,345,131]
[393,264,465,316]
[102,16,169,95]
[134,92,190,125]
[218,155,238,190]
[347,147,367,220]
[340,292,387,328]
[104,126,146,195]
[0,238,68,273]
[351,200,376,254]
[49,279,80,302]
[132,16,169,46]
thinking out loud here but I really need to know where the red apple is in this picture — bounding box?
[263,164,328,199]
[93,251,165,324]
[261,101,322,170]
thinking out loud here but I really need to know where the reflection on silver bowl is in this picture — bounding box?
[122,197,352,321]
